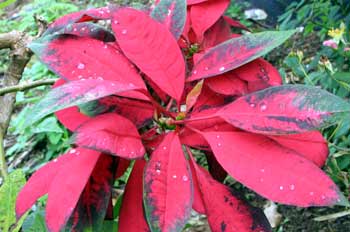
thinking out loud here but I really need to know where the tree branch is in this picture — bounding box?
[0,31,33,179]
[0,79,57,96]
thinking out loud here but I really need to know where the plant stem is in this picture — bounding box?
[314,210,350,221]
[0,79,57,96]
[0,131,8,179]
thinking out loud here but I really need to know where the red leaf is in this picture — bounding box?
[45,7,112,35]
[99,96,154,128]
[187,0,209,5]
[73,113,145,159]
[268,131,328,167]
[27,79,140,126]
[217,85,350,134]
[205,151,227,182]
[46,148,101,232]
[151,0,187,39]
[144,132,192,232]
[202,17,232,50]
[188,30,295,81]
[232,58,282,93]
[119,160,150,232]
[67,155,116,231]
[187,150,205,214]
[206,73,248,96]
[16,150,76,218]
[190,0,230,42]
[115,158,131,179]
[202,131,343,206]
[53,79,90,131]
[29,35,146,89]
[57,22,115,42]
[223,15,250,31]
[190,157,271,232]
[112,8,185,101]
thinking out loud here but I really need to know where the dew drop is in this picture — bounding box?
[167,9,172,15]
[250,103,256,108]
[121,147,126,152]
[73,28,77,32]
[77,63,85,69]
[163,146,167,150]
[321,195,326,200]
[193,70,197,74]
[217,143,222,147]
[81,27,86,31]
[279,186,284,190]
[216,135,220,139]
[309,192,314,196]
[78,75,83,79]
[260,103,267,111]
[104,45,108,49]
[204,67,209,71]
[130,151,135,155]
[113,20,119,24]
[182,175,188,181]
[260,178,264,182]
[53,159,58,162]
[97,76,104,80]
[173,175,177,179]
[69,149,76,154]
[121,29,128,34]
[260,168,265,173]
[290,184,295,190]
[219,66,225,72]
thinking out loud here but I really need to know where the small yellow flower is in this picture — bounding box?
[328,22,346,42]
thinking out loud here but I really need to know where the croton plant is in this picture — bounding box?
[15,0,350,231]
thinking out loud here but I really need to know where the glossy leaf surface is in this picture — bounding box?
[190,0,230,42]
[144,133,192,232]
[112,8,185,101]
[188,30,295,81]
[218,85,350,134]
[190,158,271,232]
[26,79,139,126]
[119,160,150,232]
[202,131,343,206]
[73,113,145,159]
[46,149,101,232]
[151,0,187,39]
[67,155,116,231]
[29,35,145,88]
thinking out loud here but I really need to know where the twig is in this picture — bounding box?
[0,79,57,96]
[313,210,350,222]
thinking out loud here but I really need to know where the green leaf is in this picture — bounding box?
[0,169,26,232]
[33,117,63,134]
[333,72,350,84]
[22,210,48,232]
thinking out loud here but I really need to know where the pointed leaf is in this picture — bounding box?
[151,0,187,39]
[26,79,139,126]
[46,149,101,232]
[188,30,296,81]
[56,22,115,42]
[119,160,150,232]
[202,17,232,50]
[186,80,204,112]
[223,16,249,31]
[268,131,328,167]
[202,131,343,206]
[232,58,282,92]
[190,0,230,42]
[190,158,271,232]
[112,8,185,101]
[217,85,350,134]
[144,132,192,232]
[16,150,78,217]
[72,113,145,159]
[29,35,145,88]
[66,155,116,231]
[44,7,112,35]
[206,73,248,96]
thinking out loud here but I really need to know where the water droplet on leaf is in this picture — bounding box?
[77,63,85,70]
